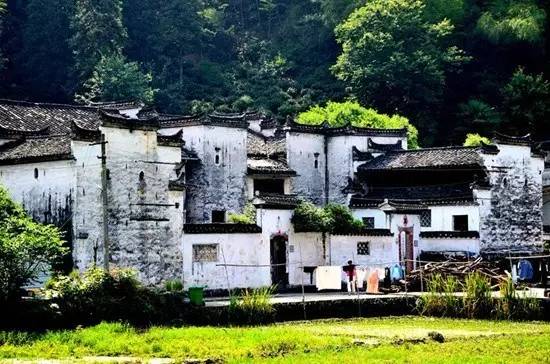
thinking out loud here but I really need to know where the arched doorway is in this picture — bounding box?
[270,234,288,287]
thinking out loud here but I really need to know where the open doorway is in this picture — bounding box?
[399,228,414,273]
[270,235,288,287]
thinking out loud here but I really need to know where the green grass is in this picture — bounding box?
[1,317,550,363]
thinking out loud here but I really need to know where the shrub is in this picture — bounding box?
[45,267,156,325]
[463,273,493,319]
[291,202,330,232]
[463,133,492,147]
[0,186,66,303]
[228,286,275,325]
[228,203,257,224]
[296,101,419,148]
[417,274,462,317]
[164,279,184,292]
[291,202,363,234]
[497,277,541,320]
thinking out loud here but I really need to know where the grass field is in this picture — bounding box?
[1,317,550,363]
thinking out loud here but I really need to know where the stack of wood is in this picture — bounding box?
[406,257,507,287]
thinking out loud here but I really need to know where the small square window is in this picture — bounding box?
[212,210,226,223]
[420,210,431,227]
[362,217,375,229]
[453,215,468,231]
[357,242,370,255]
[193,244,218,262]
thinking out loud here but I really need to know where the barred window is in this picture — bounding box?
[192,244,218,262]
[420,210,431,227]
[362,217,375,229]
[357,242,370,256]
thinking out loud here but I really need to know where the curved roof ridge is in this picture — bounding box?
[0,98,99,111]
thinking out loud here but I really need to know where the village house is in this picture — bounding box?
[0,99,545,289]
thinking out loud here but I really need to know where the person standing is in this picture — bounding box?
[343,260,357,294]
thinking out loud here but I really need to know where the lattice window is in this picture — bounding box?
[362,217,375,229]
[192,244,218,262]
[420,210,431,227]
[357,242,370,256]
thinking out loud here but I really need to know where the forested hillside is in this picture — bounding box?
[0,0,549,146]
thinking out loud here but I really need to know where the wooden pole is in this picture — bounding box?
[93,134,110,271]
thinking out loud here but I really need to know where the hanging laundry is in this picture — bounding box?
[518,260,534,281]
[390,264,404,282]
[511,264,518,284]
[366,270,379,294]
[315,266,342,290]
[356,267,368,291]
[383,267,391,288]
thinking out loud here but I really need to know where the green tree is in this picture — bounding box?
[0,0,5,69]
[463,133,492,147]
[76,53,155,104]
[16,0,74,100]
[0,186,66,303]
[297,101,419,148]
[332,0,469,142]
[70,0,127,81]
[502,67,550,139]
[477,0,546,44]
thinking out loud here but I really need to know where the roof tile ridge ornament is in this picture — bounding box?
[71,120,101,142]
[478,140,500,155]
[0,98,99,111]
[368,138,403,151]
[158,129,184,147]
[493,131,532,146]
[99,109,160,130]
[0,136,26,151]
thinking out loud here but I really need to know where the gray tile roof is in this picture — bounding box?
[358,146,483,171]
[247,158,296,175]
[0,135,73,164]
[252,193,300,209]
[247,130,286,157]
[0,99,100,135]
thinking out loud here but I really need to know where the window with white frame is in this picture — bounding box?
[357,242,370,255]
[192,244,219,262]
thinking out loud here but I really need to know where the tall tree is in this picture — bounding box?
[501,67,550,139]
[70,0,127,81]
[15,0,74,101]
[332,0,469,144]
[76,53,155,104]
[0,0,6,70]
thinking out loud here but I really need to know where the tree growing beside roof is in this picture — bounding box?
[296,101,419,148]
[0,186,66,303]
[463,133,492,147]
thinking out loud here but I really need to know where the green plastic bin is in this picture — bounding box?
[188,286,205,305]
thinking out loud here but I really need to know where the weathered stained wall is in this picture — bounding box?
[286,132,326,205]
[0,159,75,227]
[182,232,270,290]
[100,126,184,285]
[479,144,544,254]
[162,125,248,223]
[71,140,103,270]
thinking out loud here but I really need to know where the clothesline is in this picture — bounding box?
[506,254,550,260]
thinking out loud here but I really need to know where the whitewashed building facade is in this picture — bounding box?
[0,99,545,289]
